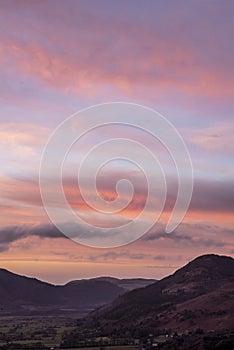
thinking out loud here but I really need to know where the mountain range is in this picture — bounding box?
[1,254,233,334]
[0,268,155,316]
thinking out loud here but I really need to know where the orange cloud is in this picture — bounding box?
[1,172,234,230]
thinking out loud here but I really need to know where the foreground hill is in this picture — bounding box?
[0,269,155,316]
[83,254,234,333]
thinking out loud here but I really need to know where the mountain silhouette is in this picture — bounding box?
[0,268,155,316]
[83,254,234,332]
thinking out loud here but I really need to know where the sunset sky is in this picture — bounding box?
[0,0,233,284]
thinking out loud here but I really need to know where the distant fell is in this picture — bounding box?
[0,268,155,316]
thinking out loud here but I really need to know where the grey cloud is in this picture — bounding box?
[0,223,65,252]
[129,253,148,260]
[154,255,167,261]
[88,251,149,262]
[143,223,231,249]
[0,221,232,255]
[189,179,234,213]
[0,244,9,253]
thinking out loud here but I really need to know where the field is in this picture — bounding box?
[0,317,138,349]
[0,316,77,348]
[67,348,136,350]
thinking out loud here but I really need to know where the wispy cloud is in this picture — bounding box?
[0,1,234,104]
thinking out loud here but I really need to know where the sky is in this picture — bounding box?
[0,0,233,284]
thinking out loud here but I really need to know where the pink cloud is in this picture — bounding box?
[0,3,233,105]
